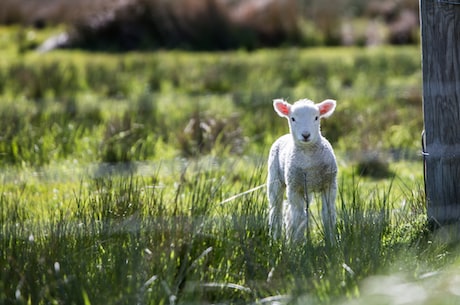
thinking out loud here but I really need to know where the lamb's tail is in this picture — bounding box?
[219,184,266,205]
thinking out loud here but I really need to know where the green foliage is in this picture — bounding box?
[0,28,443,304]
[1,163,456,305]
[0,45,422,167]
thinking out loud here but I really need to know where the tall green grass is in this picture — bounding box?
[1,160,454,305]
[0,47,422,168]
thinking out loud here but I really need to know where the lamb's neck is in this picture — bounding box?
[294,140,322,153]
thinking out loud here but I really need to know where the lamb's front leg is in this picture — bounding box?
[321,181,337,244]
[285,186,309,241]
[268,179,284,239]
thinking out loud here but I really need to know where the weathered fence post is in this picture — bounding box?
[420,0,460,228]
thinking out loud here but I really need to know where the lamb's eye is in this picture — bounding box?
[315,116,319,121]
[291,117,296,122]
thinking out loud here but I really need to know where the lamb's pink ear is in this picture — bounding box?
[318,99,336,118]
[273,99,291,117]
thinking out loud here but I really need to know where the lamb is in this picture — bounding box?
[267,98,338,242]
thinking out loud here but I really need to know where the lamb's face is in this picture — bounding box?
[273,98,336,146]
[288,102,321,144]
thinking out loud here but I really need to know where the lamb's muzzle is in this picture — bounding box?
[301,132,311,142]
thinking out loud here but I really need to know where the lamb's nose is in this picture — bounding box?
[302,133,311,141]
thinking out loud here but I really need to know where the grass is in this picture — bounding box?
[2,25,458,304]
[0,45,422,166]
[1,162,453,305]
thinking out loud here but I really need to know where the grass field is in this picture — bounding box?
[1,26,460,305]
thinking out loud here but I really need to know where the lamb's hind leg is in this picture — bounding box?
[321,181,337,244]
[268,179,284,239]
[285,187,309,241]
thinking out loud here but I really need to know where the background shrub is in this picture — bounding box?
[0,0,420,51]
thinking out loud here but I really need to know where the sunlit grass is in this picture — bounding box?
[0,45,422,167]
[2,157,450,305]
[1,26,449,304]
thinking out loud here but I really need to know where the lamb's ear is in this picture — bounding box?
[318,99,336,118]
[273,99,291,117]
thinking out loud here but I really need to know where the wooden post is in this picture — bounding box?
[420,0,460,227]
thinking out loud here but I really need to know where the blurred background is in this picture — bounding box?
[0,0,419,51]
[0,0,423,171]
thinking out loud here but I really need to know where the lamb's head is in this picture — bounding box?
[273,98,336,145]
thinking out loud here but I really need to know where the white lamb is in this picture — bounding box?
[267,98,338,242]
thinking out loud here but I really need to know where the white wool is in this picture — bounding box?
[267,98,338,241]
